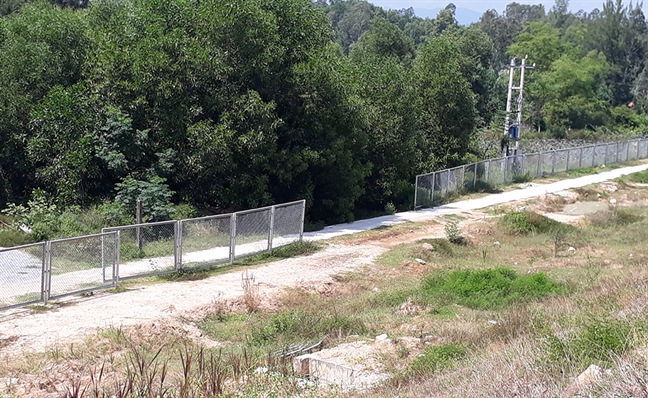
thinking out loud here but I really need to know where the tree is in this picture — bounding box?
[414,36,477,170]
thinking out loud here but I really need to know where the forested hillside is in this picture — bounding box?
[0,0,646,236]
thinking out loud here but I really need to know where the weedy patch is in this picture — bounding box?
[500,211,574,235]
[420,268,564,310]
[408,343,467,376]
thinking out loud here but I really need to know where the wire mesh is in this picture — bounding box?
[447,167,463,194]
[488,158,506,185]
[567,148,581,171]
[640,140,648,159]
[272,201,305,249]
[524,153,541,178]
[104,221,177,280]
[463,163,477,191]
[181,215,231,269]
[581,145,595,168]
[555,149,568,173]
[593,144,606,166]
[0,243,45,309]
[235,208,271,259]
[49,233,117,299]
[628,140,639,161]
[415,173,435,208]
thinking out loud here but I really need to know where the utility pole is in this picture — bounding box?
[503,56,535,160]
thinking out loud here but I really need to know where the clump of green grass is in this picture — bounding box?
[621,169,648,184]
[237,241,320,266]
[246,310,365,348]
[421,268,564,310]
[0,229,36,247]
[589,207,644,228]
[409,343,467,375]
[500,211,573,235]
[543,313,647,371]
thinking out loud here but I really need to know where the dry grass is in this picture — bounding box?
[4,179,648,396]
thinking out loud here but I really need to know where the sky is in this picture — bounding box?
[369,0,648,15]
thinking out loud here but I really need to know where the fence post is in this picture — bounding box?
[472,163,477,189]
[461,165,466,191]
[627,140,631,161]
[268,206,275,252]
[430,173,435,204]
[579,147,583,169]
[136,199,142,251]
[175,221,182,271]
[616,141,620,164]
[42,241,51,305]
[114,231,121,286]
[503,157,508,183]
[536,153,542,177]
[566,149,571,171]
[414,175,419,210]
[592,145,597,167]
[230,213,237,264]
[551,151,556,174]
[299,200,306,242]
[487,159,492,184]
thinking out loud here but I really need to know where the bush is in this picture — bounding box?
[409,343,467,375]
[0,229,36,247]
[421,268,564,310]
[444,220,467,245]
[500,211,572,235]
[589,207,643,228]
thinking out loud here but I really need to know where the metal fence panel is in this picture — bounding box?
[181,215,231,269]
[554,149,568,173]
[103,221,177,280]
[488,158,506,185]
[234,208,271,260]
[0,243,45,309]
[581,145,595,169]
[414,173,434,209]
[447,167,463,194]
[593,144,606,166]
[567,148,580,171]
[49,233,118,299]
[640,140,648,159]
[464,163,477,191]
[628,140,639,161]
[272,201,305,249]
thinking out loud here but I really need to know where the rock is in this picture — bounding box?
[421,243,435,252]
[567,247,576,254]
[254,366,268,374]
[609,198,617,205]
[415,258,426,265]
[565,364,606,396]
[375,334,388,341]
[493,241,501,246]
[372,287,380,292]
[488,320,497,325]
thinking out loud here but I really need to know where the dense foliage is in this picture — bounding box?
[0,0,646,231]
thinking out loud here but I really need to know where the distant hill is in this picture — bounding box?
[414,7,482,25]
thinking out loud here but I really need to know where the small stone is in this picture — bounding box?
[488,320,497,325]
[421,243,435,252]
[576,364,603,386]
[254,366,268,374]
[514,262,518,265]
[604,259,611,265]
[418,353,426,357]
[373,287,380,292]
[629,254,634,258]
[415,258,426,265]
[609,198,617,205]
[568,247,576,253]
[493,241,500,246]
[376,334,388,341]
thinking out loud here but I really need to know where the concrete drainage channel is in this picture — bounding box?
[283,334,397,390]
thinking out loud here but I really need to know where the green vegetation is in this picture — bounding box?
[500,211,573,235]
[409,343,468,375]
[421,268,564,310]
[0,0,645,234]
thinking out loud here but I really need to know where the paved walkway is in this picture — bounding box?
[305,163,648,241]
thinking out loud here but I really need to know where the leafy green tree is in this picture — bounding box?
[414,36,477,170]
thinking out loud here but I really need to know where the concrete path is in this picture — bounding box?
[305,163,648,241]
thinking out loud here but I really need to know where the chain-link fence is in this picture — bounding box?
[0,200,306,311]
[0,242,46,309]
[415,138,648,208]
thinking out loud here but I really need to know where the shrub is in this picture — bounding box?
[421,268,564,310]
[444,220,467,245]
[589,207,643,228]
[0,229,36,247]
[500,211,572,235]
[409,343,467,375]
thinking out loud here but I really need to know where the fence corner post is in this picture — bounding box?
[299,200,306,242]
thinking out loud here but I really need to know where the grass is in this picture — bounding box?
[6,175,648,396]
